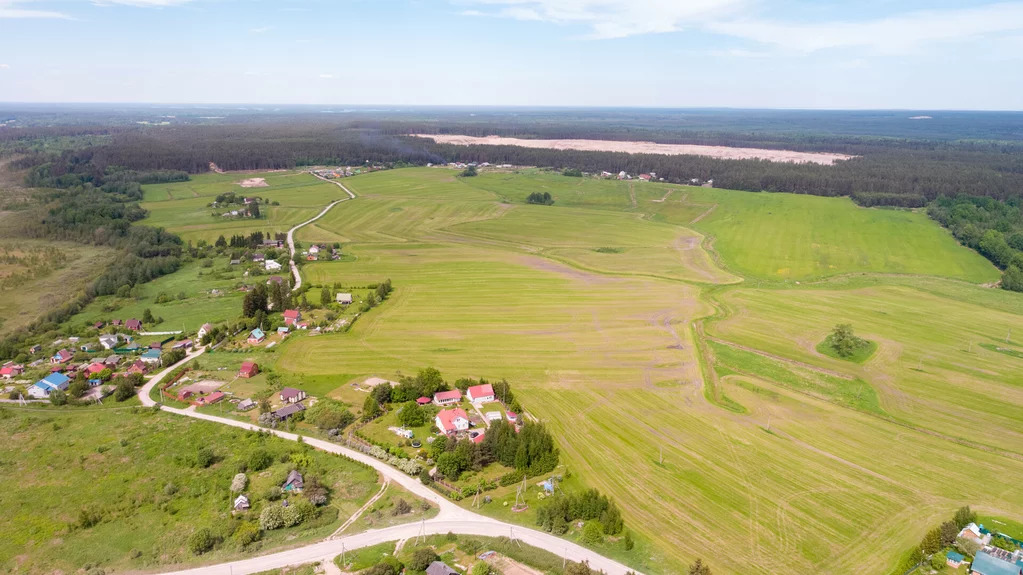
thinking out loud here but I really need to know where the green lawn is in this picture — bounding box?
[0,406,380,574]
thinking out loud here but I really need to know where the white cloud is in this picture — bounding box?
[459,0,748,39]
[92,0,194,6]
[0,63,9,69]
[708,2,1023,54]
[250,26,271,33]
[0,0,69,18]
[318,73,334,79]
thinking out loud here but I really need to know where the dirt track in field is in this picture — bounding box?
[414,134,856,165]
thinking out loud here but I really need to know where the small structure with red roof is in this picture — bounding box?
[282,309,302,326]
[127,360,148,375]
[86,363,107,377]
[238,361,259,378]
[126,319,143,331]
[51,349,74,365]
[435,408,470,434]
[466,383,495,403]
[197,391,225,405]
[506,411,518,423]
[470,430,486,444]
[416,396,432,405]
[433,389,462,406]
[0,362,24,379]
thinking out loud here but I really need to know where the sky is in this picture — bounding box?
[1,0,1022,109]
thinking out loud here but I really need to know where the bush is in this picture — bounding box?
[230,473,248,492]
[114,379,135,402]
[232,521,261,547]
[187,527,217,555]
[195,447,215,468]
[623,530,634,551]
[581,521,604,545]
[392,498,412,516]
[259,505,286,530]
[408,548,440,571]
[248,449,272,471]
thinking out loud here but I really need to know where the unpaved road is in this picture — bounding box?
[286,173,356,289]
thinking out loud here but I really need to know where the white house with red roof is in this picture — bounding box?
[435,408,470,434]
[50,349,73,365]
[282,309,302,326]
[466,383,495,403]
[0,363,23,379]
[433,389,461,406]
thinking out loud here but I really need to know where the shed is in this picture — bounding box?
[416,396,432,405]
[234,495,250,510]
[946,550,965,568]
[272,402,305,420]
[237,398,256,411]
[335,293,353,305]
[425,561,458,575]
[282,470,304,492]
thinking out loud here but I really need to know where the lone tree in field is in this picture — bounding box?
[688,558,712,575]
[460,165,478,177]
[830,324,867,358]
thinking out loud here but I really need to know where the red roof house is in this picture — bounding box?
[126,319,143,331]
[127,360,148,375]
[51,349,74,364]
[435,408,470,434]
[466,383,495,403]
[86,363,107,376]
[433,389,462,406]
[282,309,302,326]
[0,363,24,379]
[197,391,225,405]
[238,361,259,378]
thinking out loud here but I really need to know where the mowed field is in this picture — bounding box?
[157,167,1019,574]
[141,171,346,244]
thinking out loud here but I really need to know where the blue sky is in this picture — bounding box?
[1,0,1022,109]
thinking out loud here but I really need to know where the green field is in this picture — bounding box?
[141,171,345,244]
[58,166,1023,574]
[0,406,381,574]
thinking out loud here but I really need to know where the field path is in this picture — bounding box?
[137,313,637,575]
[287,173,356,289]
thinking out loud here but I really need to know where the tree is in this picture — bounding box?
[920,526,943,555]
[187,527,216,555]
[954,506,977,529]
[436,452,462,480]
[115,379,135,401]
[362,395,382,420]
[232,521,260,547]
[1002,265,1023,292]
[215,235,227,248]
[566,561,595,575]
[68,378,89,399]
[397,401,427,428]
[142,308,155,324]
[581,520,603,545]
[940,520,959,546]
[407,548,438,571]
[688,559,712,575]
[371,382,392,404]
[243,284,268,317]
[259,505,286,530]
[250,202,260,218]
[471,562,494,575]
[248,449,272,471]
[623,530,634,551]
[955,535,982,557]
[320,287,331,307]
[49,389,68,406]
[306,399,355,431]
[461,165,478,177]
[195,446,215,468]
[829,323,866,358]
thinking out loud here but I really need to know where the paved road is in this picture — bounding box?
[286,174,356,290]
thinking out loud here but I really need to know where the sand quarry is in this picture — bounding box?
[414,134,855,165]
[237,177,269,188]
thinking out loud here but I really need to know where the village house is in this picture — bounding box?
[267,275,285,286]
[238,361,259,378]
[466,383,496,403]
[959,523,992,546]
[946,551,965,568]
[0,362,24,379]
[99,334,119,350]
[230,258,241,265]
[29,344,42,354]
[198,323,213,341]
[196,391,225,405]
[433,389,461,406]
[335,293,353,305]
[237,398,256,411]
[282,309,302,326]
[27,372,71,399]
[111,319,122,327]
[51,349,73,365]
[271,402,305,421]
[265,260,282,272]
[435,408,470,434]
[126,319,143,331]
[127,359,149,375]
[251,253,265,262]
[969,549,1023,575]
[233,495,250,511]
[149,341,163,350]
[282,470,304,492]
[277,326,290,335]
[247,328,266,344]
[425,561,459,575]
[279,387,306,404]
[140,349,162,365]
[638,173,652,181]
[506,411,518,423]
[86,362,107,377]
[172,339,193,350]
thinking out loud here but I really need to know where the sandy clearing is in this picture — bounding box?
[414,134,856,165]
[238,177,269,188]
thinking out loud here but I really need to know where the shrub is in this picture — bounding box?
[259,505,286,530]
[248,449,272,471]
[187,527,216,555]
[263,486,283,501]
[283,504,303,527]
[230,473,248,492]
[407,548,439,571]
[114,379,135,402]
[392,498,412,516]
[623,530,634,551]
[582,521,604,545]
[195,447,215,468]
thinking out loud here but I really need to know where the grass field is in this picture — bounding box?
[141,171,346,244]
[0,406,381,574]
[36,166,1018,574]
[287,168,1023,574]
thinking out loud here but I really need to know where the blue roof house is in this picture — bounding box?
[140,349,163,364]
[970,550,1023,575]
[27,372,71,399]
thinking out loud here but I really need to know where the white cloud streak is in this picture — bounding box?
[0,0,69,18]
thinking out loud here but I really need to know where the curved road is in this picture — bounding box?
[286,173,356,290]
[140,319,636,570]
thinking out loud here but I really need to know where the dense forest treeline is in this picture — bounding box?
[6,118,1023,289]
[0,157,186,359]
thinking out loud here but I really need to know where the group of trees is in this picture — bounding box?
[526,191,555,206]
[429,421,558,481]
[928,195,1023,291]
[828,324,870,358]
[896,506,981,573]
[535,487,624,537]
